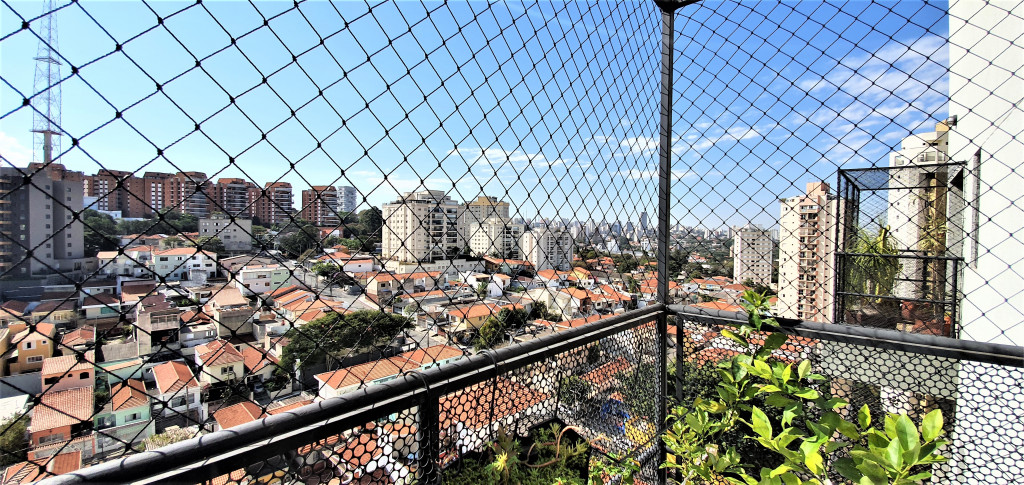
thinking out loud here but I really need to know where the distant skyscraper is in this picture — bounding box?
[640,211,649,233]
[0,164,85,276]
[778,181,840,323]
[300,186,340,227]
[732,224,774,286]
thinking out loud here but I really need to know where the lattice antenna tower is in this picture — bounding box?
[32,0,62,165]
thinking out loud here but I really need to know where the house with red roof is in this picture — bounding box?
[28,386,94,453]
[2,451,82,483]
[194,339,245,386]
[213,401,266,431]
[93,379,155,456]
[152,360,206,425]
[8,322,57,375]
[40,351,94,393]
[443,302,525,332]
[149,247,218,282]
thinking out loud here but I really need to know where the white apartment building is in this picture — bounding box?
[149,248,218,282]
[468,217,524,259]
[382,190,462,263]
[233,264,290,295]
[338,185,358,214]
[731,224,773,286]
[199,215,253,252]
[887,123,959,300]
[777,182,839,323]
[520,225,573,271]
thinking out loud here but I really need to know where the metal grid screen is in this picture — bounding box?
[0,0,1020,483]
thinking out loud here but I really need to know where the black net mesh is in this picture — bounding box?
[0,0,1019,482]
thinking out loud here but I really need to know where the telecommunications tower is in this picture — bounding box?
[32,0,62,165]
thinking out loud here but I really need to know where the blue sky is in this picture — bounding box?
[0,0,948,230]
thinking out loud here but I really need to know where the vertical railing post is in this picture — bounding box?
[654,1,682,483]
[419,389,440,484]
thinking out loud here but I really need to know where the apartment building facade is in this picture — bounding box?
[519,225,573,271]
[198,214,253,252]
[300,186,340,226]
[468,216,524,259]
[777,181,839,323]
[338,185,358,214]
[254,182,293,225]
[731,224,774,287]
[0,163,87,276]
[382,190,462,263]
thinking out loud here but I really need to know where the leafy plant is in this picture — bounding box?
[662,290,948,484]
[588,451,641,485]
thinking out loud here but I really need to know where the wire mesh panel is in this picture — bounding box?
[674,311,1023,484]
[0,0,667,480]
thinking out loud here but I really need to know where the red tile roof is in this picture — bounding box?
[213,402,266,430]
[2,451,82,483]
[152,361,199,395]
[241,346,279,374]
[692,300,744,312]
[196,340,245,367]
[30,387,94,431]
[1,300,29,315]
[446,302,522,320]
[111,379,149,411]
[60,327,95,348]
[41,351,94,378]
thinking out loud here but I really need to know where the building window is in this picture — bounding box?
[26,355,43,363]
[126,412,141,422]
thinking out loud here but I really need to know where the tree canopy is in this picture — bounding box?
[278,310,412,372]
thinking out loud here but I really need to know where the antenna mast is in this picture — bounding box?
[32,0,62,165]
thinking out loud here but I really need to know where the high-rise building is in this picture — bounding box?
[640,211,649,233]
[520,225,573,271]
[469,217,524,259]
[199,214,252,252]
[210,178,258,217]
[732,224,774,286]
[338,185,358,214]
[254,182,293,225]
[165,172,210,217]
[300,186,340,227]
[382,190,462,263]
[777,181,840,323]
[888,122,958,300]
[0,163,86,276]
[460,195,510,247]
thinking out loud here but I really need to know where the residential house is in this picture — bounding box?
[97,246,155,278]
[7,322,57,374]
[134,295,181,355]
[534,269,572,289]
[93,379,155,456]
[232,264,290,296]
[318,252,374,273]
[28,386,94,452]
[178,308,218,351]
[240,346,281,388]
[205,286,254,338]
[212,401,265,431]
[194,339,245,386]
[149,248,218,282]
[0,300,30,326]
[444,302,525,332]
[151,360,206,426]
[526,287,583,320]
[1,451,82,483]
[79,293,121,332]
[364,271,442,297]
[119,280,157,314]
[30,301,77,329]
[40,352,94,393]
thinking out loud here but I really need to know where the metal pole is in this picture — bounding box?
[654,2,681,483]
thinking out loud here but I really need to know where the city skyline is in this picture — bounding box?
[0,1,950,229]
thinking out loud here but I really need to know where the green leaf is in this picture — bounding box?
[762,332,788,352]
[764,393,794,407]
[759,384,783,394]
[781,474,800,485]
[750,405,772,439]
[826,440,850,453]
[793,388,819,400]
[797,360,811,380]
[769,464,792,478]
[836,419,861,440]
[781,402,800,426]
[834,457,861,482]
[921,408,943,442]
[780,363,793,384]
[805,451,824,476]
[722,329,748,347]
[895,414,919,450]
[885,434,904,470]
[856,460,889,485]
[905,472,933,481]
[858,404,871,429]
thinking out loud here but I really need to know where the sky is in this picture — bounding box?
[0,0,949,230]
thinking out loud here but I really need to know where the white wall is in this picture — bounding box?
[948,0,1024,481]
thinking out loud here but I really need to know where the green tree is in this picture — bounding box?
[81,209,118,257]
[278,310,412,373]
[279,224,321,258]
[475,317,506,351]
[191,236,226,256]
[0,416,27,466]
[476,281,490,298]
[358,208,383,236]
[311,261,341,278]
[849,225,901,299]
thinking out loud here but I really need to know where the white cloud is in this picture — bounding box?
[619,136,658,155]
[0,132,32,167]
